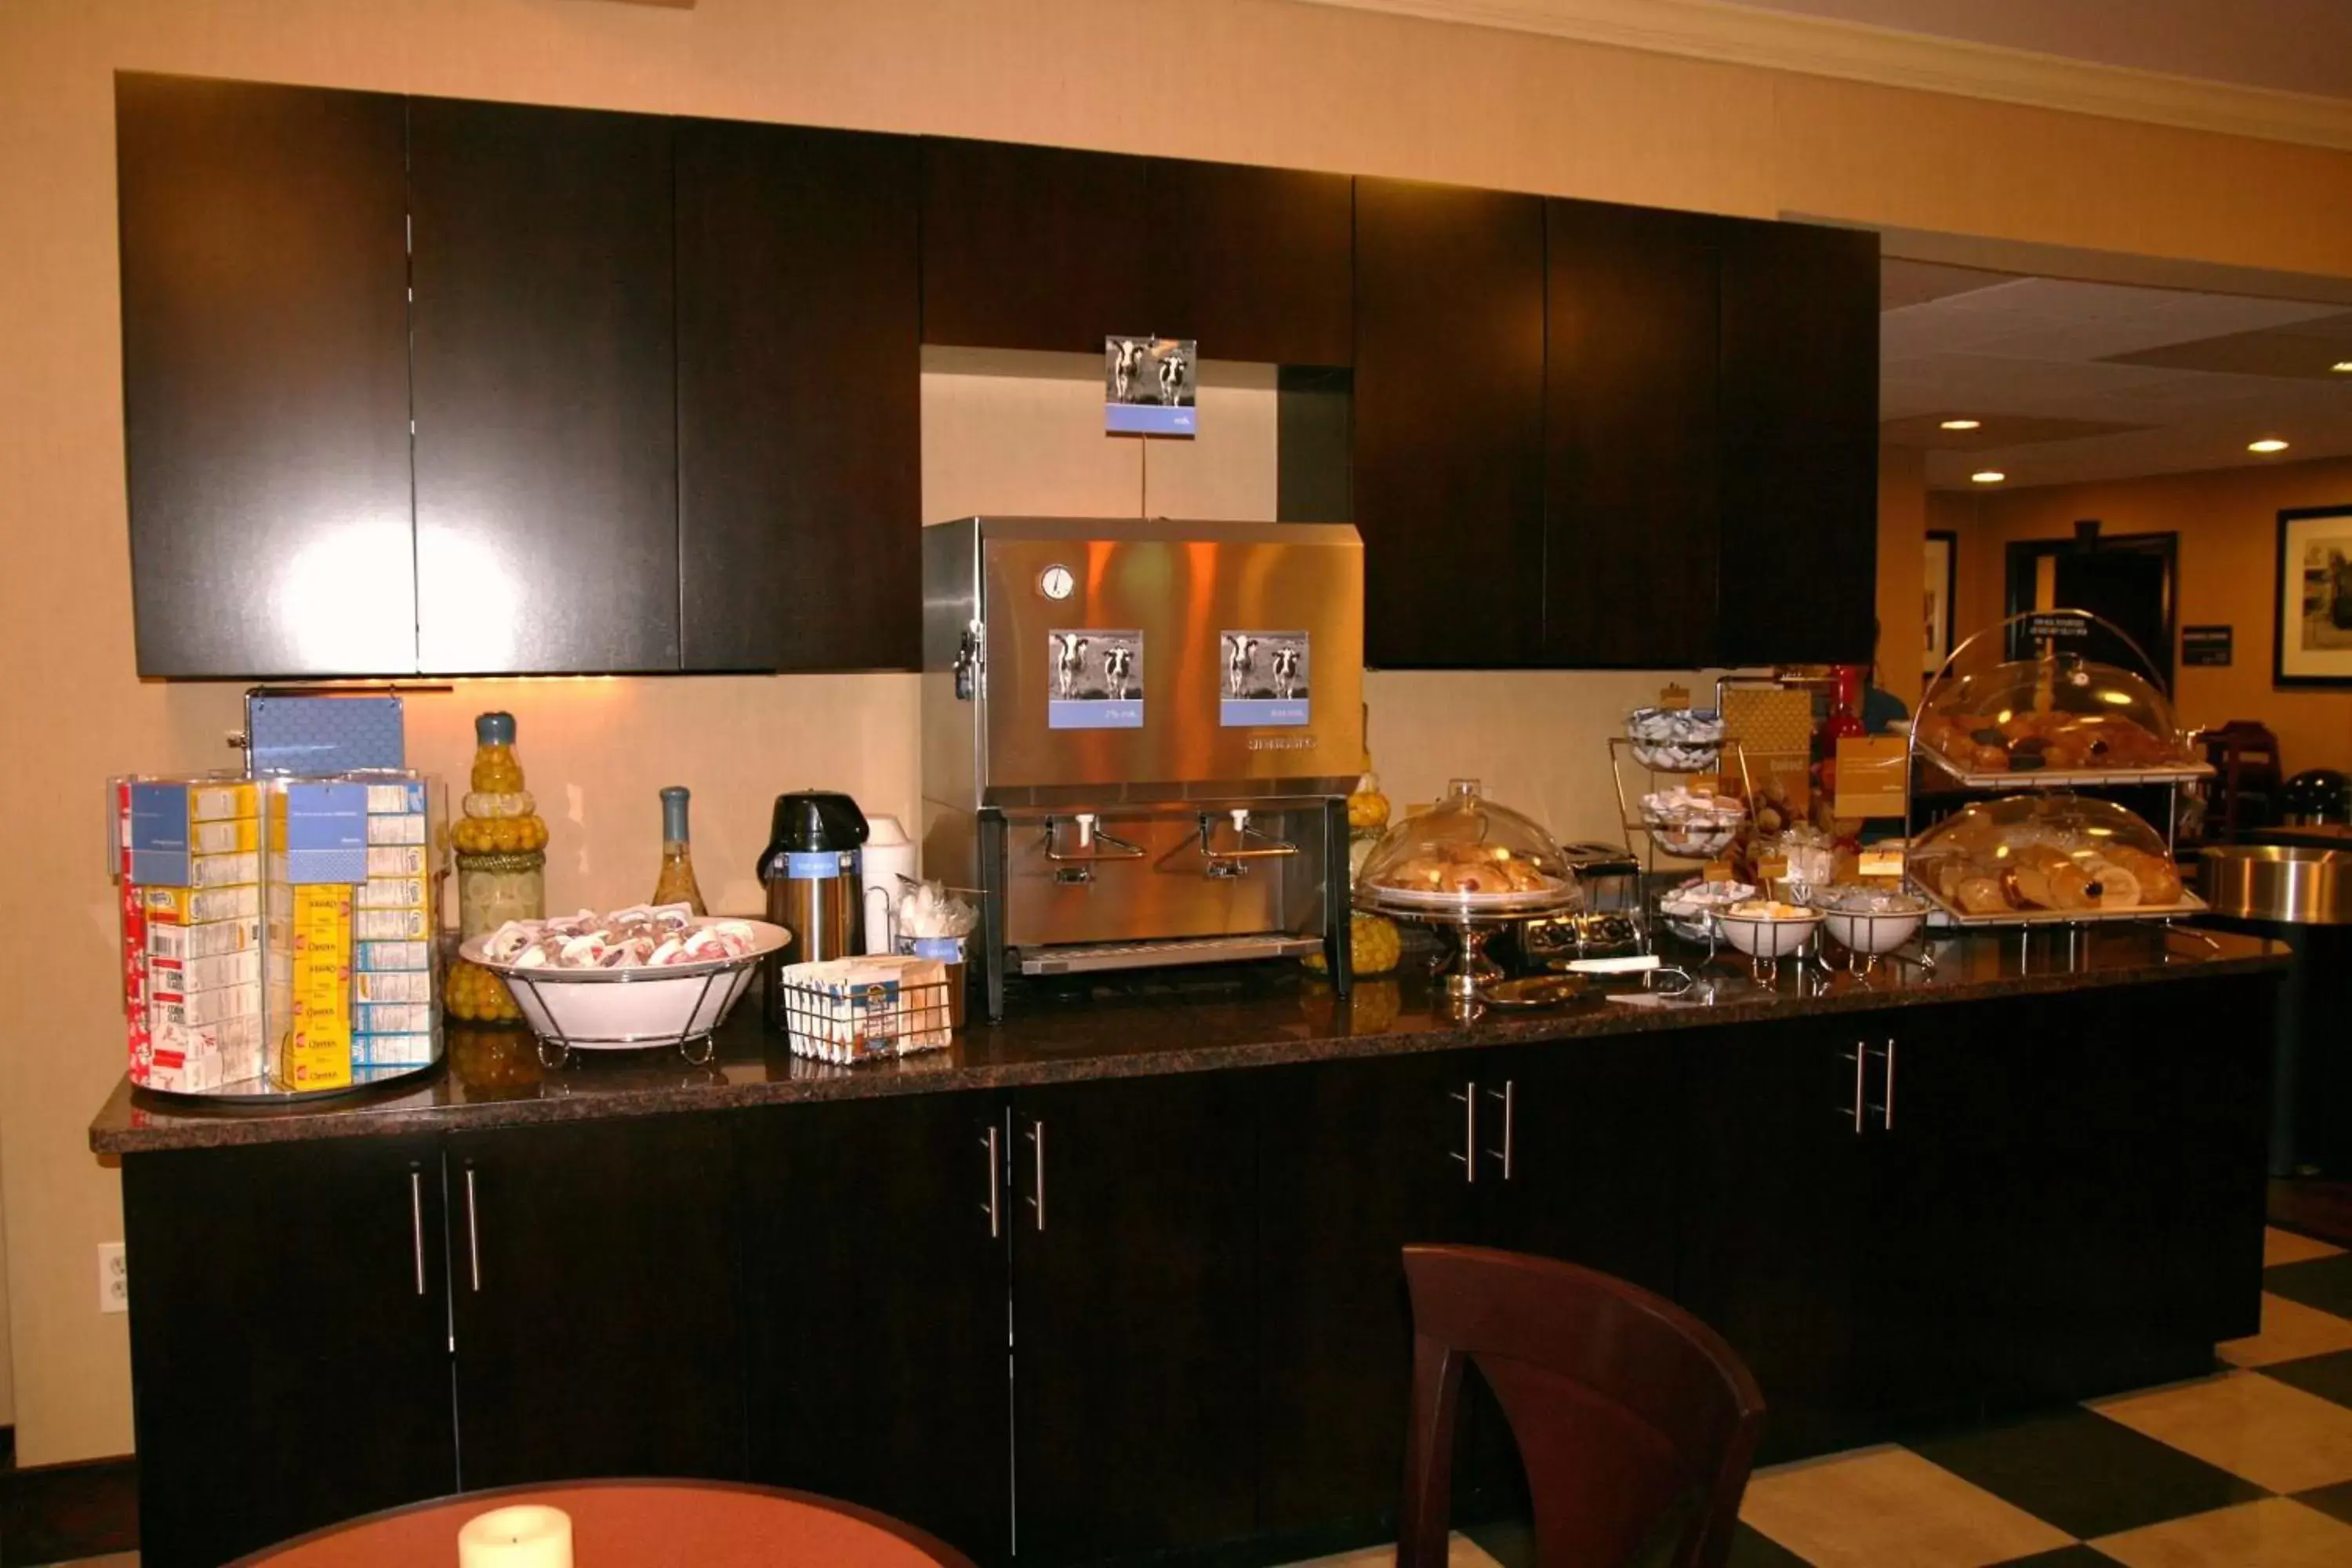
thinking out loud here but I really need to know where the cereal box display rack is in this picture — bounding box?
[112,771,446,1101]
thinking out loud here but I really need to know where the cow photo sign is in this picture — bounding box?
[1047,630,1145,729]
[1219,630,1310,727]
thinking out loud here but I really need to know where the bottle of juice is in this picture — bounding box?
[652,786,709,916]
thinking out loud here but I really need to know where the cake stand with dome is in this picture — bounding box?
[1354,779,1582,1003]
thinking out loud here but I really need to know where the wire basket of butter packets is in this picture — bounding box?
[1640,786,1748,858]
[1627,707,1726,772]
[777,955,957,1065]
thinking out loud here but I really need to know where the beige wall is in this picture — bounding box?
[1877,445,1929,711]
[1943,458,2352,775]
[8,0,2352,1468]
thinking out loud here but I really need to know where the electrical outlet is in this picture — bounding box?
[98,1242,128,1314]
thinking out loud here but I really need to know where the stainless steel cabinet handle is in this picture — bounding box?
[1025,1120,1046,1232]
[1838,1047,1865,1134]
[1879,1039,1897,1132]
[1483,1082,1515,1180]
[463,1164,482,1292]
[983,1125,1002,1239]
[408,1167,426,1297]
[1450,1082,1479,1183]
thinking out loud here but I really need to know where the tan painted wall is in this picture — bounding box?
[1877,445,1929,711]
[1944,459,2352,775]
[7,0,2352,1467]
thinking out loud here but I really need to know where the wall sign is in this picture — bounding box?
[1218,631,1310,727]
[1047,630,1144,729]
[2025,612,2092,644]
[1105,336,1196,436]
[2181,625,2233,667]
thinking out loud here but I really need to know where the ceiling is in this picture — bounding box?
[1878,261,2352,490]
[1726,0,2352,99]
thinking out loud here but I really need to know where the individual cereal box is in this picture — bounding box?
[354,970,431,1004]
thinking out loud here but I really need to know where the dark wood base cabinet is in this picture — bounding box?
[120,981,2270,1566]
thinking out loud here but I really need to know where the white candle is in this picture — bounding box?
[457,1504,573,1568]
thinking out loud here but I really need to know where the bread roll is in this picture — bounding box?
[2102,845,2183,905]
[2005,862,2056,909]
[2046,862,2098,910]
[1957,876,2012,915]
[2085,861,2142,909]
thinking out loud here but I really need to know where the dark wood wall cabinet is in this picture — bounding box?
[120,974,2270,1568]
[114,74,1878,679]
[409,99,681,674]
[115,76,417,678]
[676,120,923,672]
[1352,180,1549,669]
[919,140,1354,365]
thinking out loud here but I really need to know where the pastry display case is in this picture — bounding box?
[1356,779,1580,999]
[1908,793,2202,927]
[1913,619,2209,789]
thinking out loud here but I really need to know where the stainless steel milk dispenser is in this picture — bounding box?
[921,518,1364,1020]
[758,790,869,1029]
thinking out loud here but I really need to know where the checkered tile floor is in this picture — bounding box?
[1289,1229,2352,1568]
[1726,1225,2352,1568]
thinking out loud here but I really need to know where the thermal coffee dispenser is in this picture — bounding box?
[921,517,1364,1021]
[757,790,869,1030]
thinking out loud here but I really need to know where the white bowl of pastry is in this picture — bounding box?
[1710,899,1821,960]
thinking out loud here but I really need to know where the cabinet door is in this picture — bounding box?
[1010,1073,1258,1563]
[1148,158,1353,366]
[1957,979,2273,1406]
[677,120,922,673]
[124,1138,452,1568]
[920,138,1151,352]
[1490,1033,1681,1295]
[446,1115,743,1488]
[1717,218,1879,666]
[1257,1051,1494,1537]
[1846,1012,2003,1427]
[1677,1018,1869,1461]
[410,99,679,673]
[116,75,416,677]
[1542,200,1721,669]
[742,1093,1011,1565]
[1354,180,1547,667]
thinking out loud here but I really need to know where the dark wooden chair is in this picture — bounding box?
[2195,720,2283,841]
[1399,1245,1766,1568]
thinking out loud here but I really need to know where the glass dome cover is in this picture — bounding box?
[1915,650,2189,778]
[1356,779,1578,913]
[1910,793,2190,916]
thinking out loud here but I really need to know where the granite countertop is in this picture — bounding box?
[90,925,2288,1154]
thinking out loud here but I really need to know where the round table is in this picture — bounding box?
[231,1479,979,1566]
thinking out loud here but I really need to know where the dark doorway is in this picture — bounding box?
[2004,531,2179,689]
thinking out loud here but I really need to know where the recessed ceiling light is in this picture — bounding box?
[1939,418,1982,430]
[2249,438,2290,453]
[1970,470,2005,484]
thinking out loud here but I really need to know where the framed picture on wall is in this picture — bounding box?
[2274,505,2352,687]
[1925,529,1958,676]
